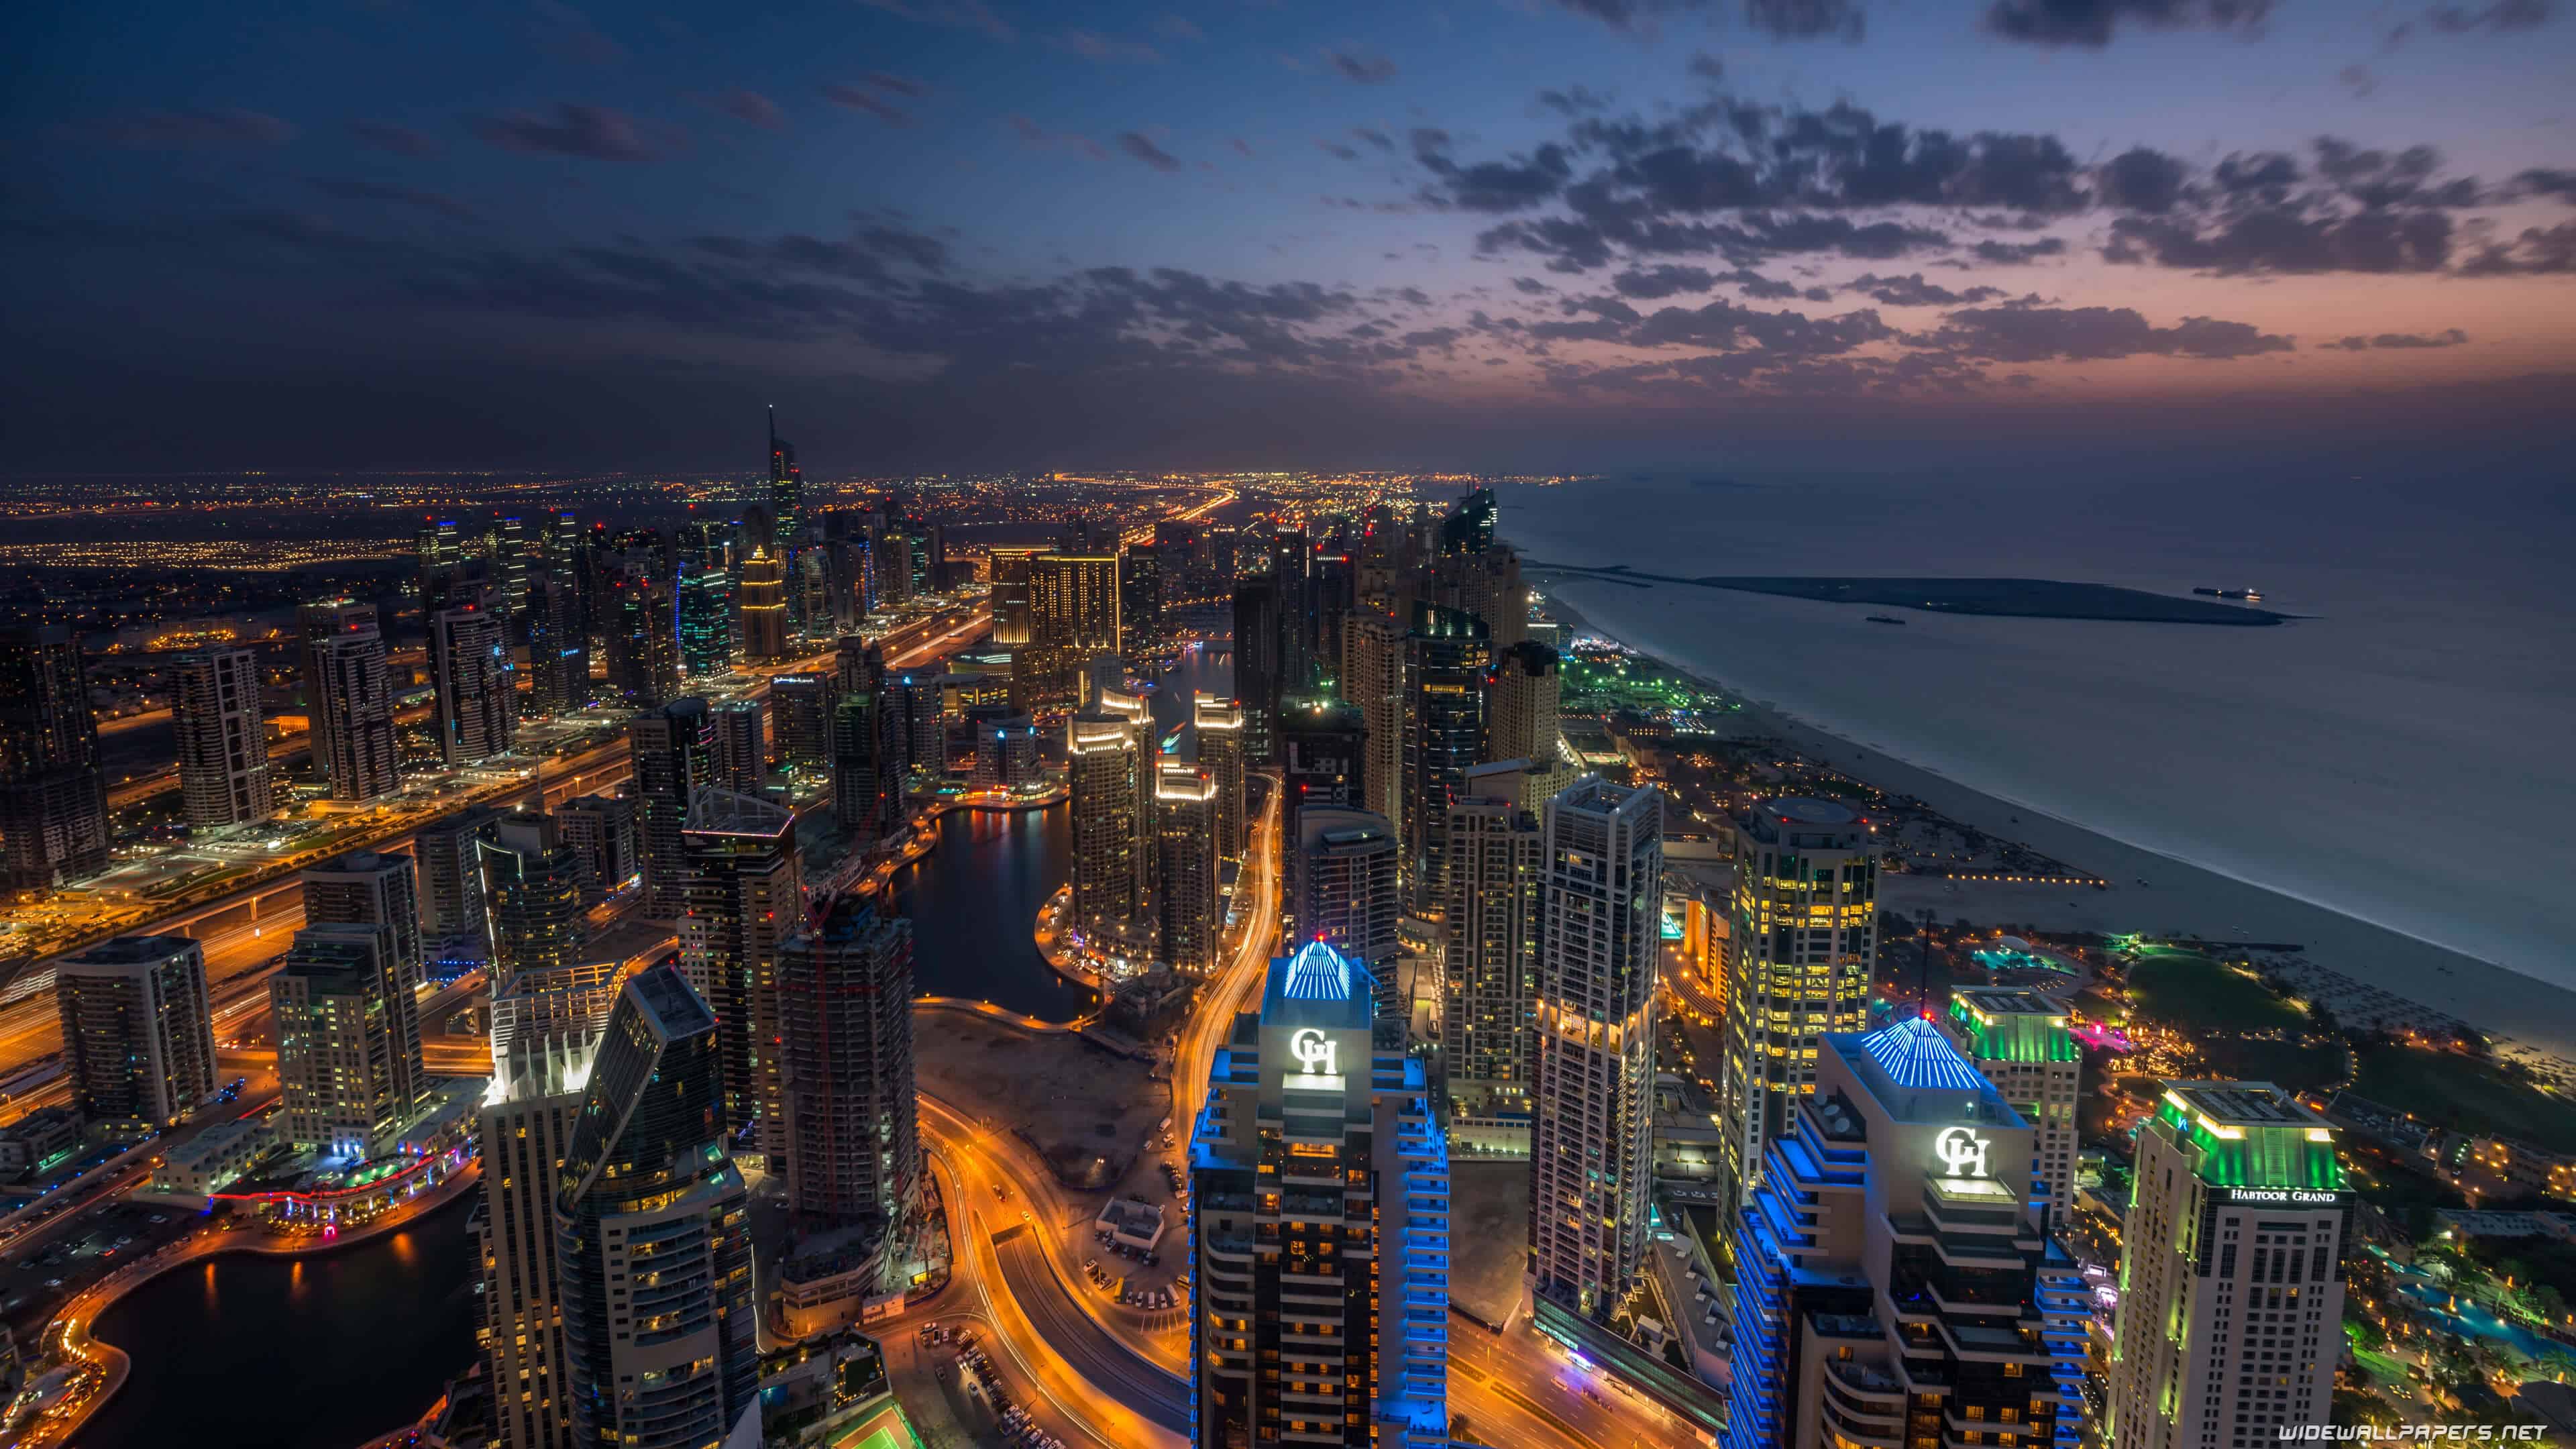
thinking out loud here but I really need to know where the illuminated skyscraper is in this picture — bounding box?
[1067,703,1149,957]
[678,788,802,1163]
[1155,763,1221,972]
[431,585,517,765]
[298,599,399,802]
[170,643,274,828]
[301,849,425,996]
[480,812,591,979]
[415,805,502,944]
[629,698,714,920]
[767,673,837,779]
[0,624,110,889]
[1120,544,1164,653]
[972,712,1040,792]
[1292,807,1401,1021]
[1526,775,1662,1324]
[738,545,791,663]
[1230,578,1279,763]
[1943,988,2083,1220]
[1185,940,1450,1449]
[1339,609,1407,833]
[528,578,590,716]
[56,935,215,1134]
[601,569,680,710]
[555,965,757,1449]
[1025,553,1120,711]
[478,973,598,1449]
[708,698,766,797]
[1716,798,1877,1217]
[988,546,1042,647]
[1439,777,1540,1126]
[2104,1083,2347,1449]
[1401,602,1489,916]
[767,409,803,547]
[830,650,897,843]
[674,564,735,679]
[1277,693,1366,861]
[775,898,918,1232]
[1722,1016,2086,1449]
[271,921,425,1157]
[555,796,637,906]
[1191,692,1244,864]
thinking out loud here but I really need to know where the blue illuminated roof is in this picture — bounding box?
[1281,940,1354,1001]
[1860,1015,1990,1093]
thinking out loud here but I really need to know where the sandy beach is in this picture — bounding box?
[1532,577,2576,1068]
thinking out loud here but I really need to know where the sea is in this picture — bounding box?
[1496,469,2576,989]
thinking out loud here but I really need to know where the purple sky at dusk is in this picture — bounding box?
[5,0,2573,473]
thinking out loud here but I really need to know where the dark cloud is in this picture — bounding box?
[714,90,788,131]
[1354,128,1395,151]
[1415,136,1576,213]
[2418,0,2555,35]
[822,85,912,127]
[2318,329,2469,350]
[1610,264,1718,299]
[1745,0,1867,42]
[1006,115,1107,160]
[2338,64,2380,99]
[1511,277,1556,295]
[2106,207,2453,274]
[1538,87,1613,116]
[1118,132,1183,172]
[1329,48,1399,84]
[1985,0,2273,48]
[2096,147,2189,213]
[469,104,661,161]
[1966,237,2068,265]
[307,178,480,221]
[1931,305,2292,361]
[1546,0,1719,30]
[863,72,932,99]
[2457,221,2576,274]
[2512,168,2576,202]
[350,120,438,157]
[83,108,297,148]
[1847,272,2006,305]
[1687,52,1726,81]
[1319,140,1362,162]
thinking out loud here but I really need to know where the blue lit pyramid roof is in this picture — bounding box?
[1859,1014,1992,1093]
[1260,938,1376,1030]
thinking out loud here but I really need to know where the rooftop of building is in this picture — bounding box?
[2153,1080,2345,1191]
[1754,796,1858,827]
[1835,1014,2025,1128]
[626,961,717,1040]
[63,934,198,967]
[683,787,795,838]
[2162,1080,2328,1127]
[1953,987,2063,1017]
[307,849,413,875]
[1258,938,1376,1033]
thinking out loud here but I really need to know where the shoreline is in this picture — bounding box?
[1529,578,2576,1069]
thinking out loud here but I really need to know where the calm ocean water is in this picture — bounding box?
[1497,472,2576,985]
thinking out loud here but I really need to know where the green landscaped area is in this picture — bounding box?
[2125,949,2306,1032]
[2352,1045,2576,1157]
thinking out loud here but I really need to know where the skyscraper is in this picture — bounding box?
[1439,782,1541,1126]
[1067,703,1150,958]
[708,698,767,797]
[1438,486,1496,555]
[972,712,1040,791]
[1944,989,2083,1220]
[630,698,714,920]
[555,795,638,906]
[1186,940,1450,1449]
[989,545,1043,647]
[301,848,425,996]
[1024,553,1120,711]
[430,594,517,765]
[601,570,680,709]
[1717,798,1878,1216]
[1120,543,1164,654]
[1191,692,1245,864]
[1526,775,1662,1324]
[1723,1016,2086,1449]
[738,545,791,663]
[298,598,400,802]
[415,805,503,945]
[767,409,803,547]
[674,564,735,679]
[1155,763,1222,973]
[678,789,802,1161]
[1230,578,1279,763]
[830,674,896,844]
[0,624,109,890]
[56,935,216,1134]
[1485,639,1564,775]
[1339,609,1407,833]
[1277,693,1367,858]
[271,921,426,1157]
[881,668,944,780]
[555,965,757,1449]
[1292,807,1402,1021]
[767,672,837,779]
[528,577,591,716]
[2105,1083,2348,1449]
[479,981,597,1449]
[776,898,918,1232]
[170,643,274,828]
[480,812,591,978]
[1401,602,1490,916]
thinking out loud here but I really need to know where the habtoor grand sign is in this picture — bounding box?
[2224,1187,2345,1206]
[1289,1028,1340,1079]
[1935,1126,1994,1179]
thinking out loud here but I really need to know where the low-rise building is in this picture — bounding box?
[1093,1196,1167,1254]
[0,1108,85,1180]
[150,1117,274,1199]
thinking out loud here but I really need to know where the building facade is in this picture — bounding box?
[271,922,427,1157]
[301,848,425,996]
[0,624,110,889]
[1401,602,1490,917]
[56,934,217,1133]
[299,599,400,802]
[171,643,274,828]
[1439,787,1542,1128]
[1944,989,2083,1220]
[776,900,919,1232]
[1292,807,1402,1022]
[1192,693,1246,865]
[631,698,714,919]
[1155,763,1222,973]
[678,789,803,1164]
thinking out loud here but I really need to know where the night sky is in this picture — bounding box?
[7,0,2573,473]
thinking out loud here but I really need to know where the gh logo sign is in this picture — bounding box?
[1935,1126,1993,1179]
[1289,1028,1338,1077]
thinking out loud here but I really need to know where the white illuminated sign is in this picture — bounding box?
[1289,1028,1338,1078]
[1935,1126,1994,1179]
[2226,1188,2341,1205]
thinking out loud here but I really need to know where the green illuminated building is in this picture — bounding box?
[676,565,735,678]
[2104,1081,2349,1449]
[1943,987,2081,1214]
